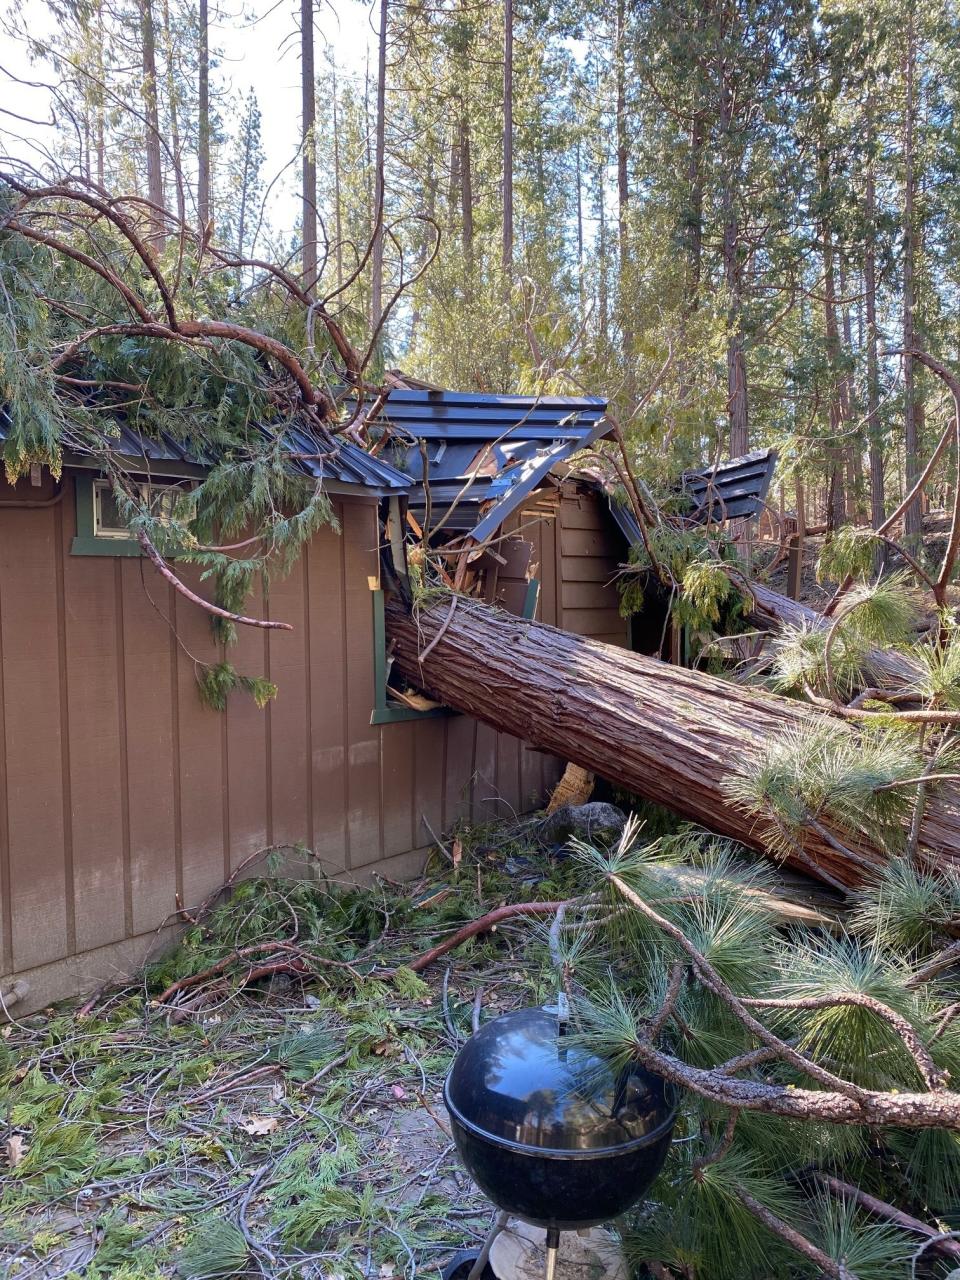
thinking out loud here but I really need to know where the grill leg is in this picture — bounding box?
[543,1228,561,1280]
[466,1210,509,1280]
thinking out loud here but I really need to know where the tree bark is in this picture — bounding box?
[903,6,922,544]
[502,0,514,289]
[718,20,747,458]
[197,0,210,231]
[460,98,474,275]
[301,0,317,294]
[746,581,921,689]
[139,0,165,246]
[159,0,185,226]
[865,95,884,560]
[821,181,847,533]
[332,67,344,291]
[385,596,960,889]
[615,0,632,390]
[370,0,388,340]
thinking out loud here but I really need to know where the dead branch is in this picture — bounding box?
[734,1187,852,1279]
[906,939,960,988]
[407,899,572,973]
[153,940,360,1005]
[808,1171,960,1260]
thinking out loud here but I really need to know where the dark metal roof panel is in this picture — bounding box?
[377,389,607,441]
[371,388,610,538]
[682,448,776,522]
[0,410,411,495]
[602,446,778,541]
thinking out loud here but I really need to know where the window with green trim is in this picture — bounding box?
[370,588,451,725]
[72,474,194,556]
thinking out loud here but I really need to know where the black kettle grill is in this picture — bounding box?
[444,1002,677,1279]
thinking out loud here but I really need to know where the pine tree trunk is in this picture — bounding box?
[385,595,960,889]
[502,0,514,289]
[301,0,317,294]
[160,0,186,226]
[865,102,884,562]
[575,137,585,322]
[903,6,922,544]
[237,112,251,258]
[615,0,632,392]
[95,0,106,186]
[197,0,210,230]
[460,99,474,275]
[332,68,344,291]
[686,113,705,304]
[718,52,747,457]
[821,184,847,533]
[370,0,388,340]
[139,0,165,245]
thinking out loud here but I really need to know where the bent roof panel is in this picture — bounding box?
[370,388,610,538]
[605,446,778,543]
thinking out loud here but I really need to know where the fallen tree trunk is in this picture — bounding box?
[746,581,923,691]
[385,595,960,889]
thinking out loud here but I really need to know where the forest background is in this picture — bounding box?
[4,0,955,537]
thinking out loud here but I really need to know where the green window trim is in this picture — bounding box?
[370,588,453,725]
[71,475,142,556]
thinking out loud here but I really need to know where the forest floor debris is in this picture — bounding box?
[0,827,585,1280]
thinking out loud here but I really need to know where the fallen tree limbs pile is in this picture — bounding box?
[385,594,960,889]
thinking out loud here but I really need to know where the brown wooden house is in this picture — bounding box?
[0,387,775,1014]
[0,392,635,1013]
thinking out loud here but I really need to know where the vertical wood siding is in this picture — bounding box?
[0,477,555,1005]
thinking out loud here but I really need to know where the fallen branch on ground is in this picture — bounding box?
[153,941,361,1006]
[406,900,571,973]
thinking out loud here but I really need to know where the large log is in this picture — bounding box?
[747,582,923,690]
[385,595,960,889]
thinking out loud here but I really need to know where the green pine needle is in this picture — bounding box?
[175,1217,248,1279]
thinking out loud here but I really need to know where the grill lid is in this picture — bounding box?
[444,1005,676,1155]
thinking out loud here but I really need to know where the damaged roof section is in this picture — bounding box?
[605,446,777,543]
[682,448,778,523]
[369,388,610,542]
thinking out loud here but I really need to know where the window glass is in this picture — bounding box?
[93,482,131,537]
[92,479,189,538]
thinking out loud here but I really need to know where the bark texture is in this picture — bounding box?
[385,595,960,888]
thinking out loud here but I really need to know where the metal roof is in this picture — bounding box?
[605,446,778,543]
[0,410,411,496]
[371,388,610,542]
[681,448,777,523]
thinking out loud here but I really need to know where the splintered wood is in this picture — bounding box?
[546,764,596,813]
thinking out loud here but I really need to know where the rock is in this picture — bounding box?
[535,803,626,849]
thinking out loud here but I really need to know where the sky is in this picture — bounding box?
[0,0,376,231]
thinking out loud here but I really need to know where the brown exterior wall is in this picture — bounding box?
[0,475,560,1014]
[494,478,629,645]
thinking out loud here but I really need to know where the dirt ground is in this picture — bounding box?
[0,833,575,1280]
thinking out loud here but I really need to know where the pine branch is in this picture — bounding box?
[808,1171,960,1261]
[733,1187,853,1280]
[740,993,947,1089]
